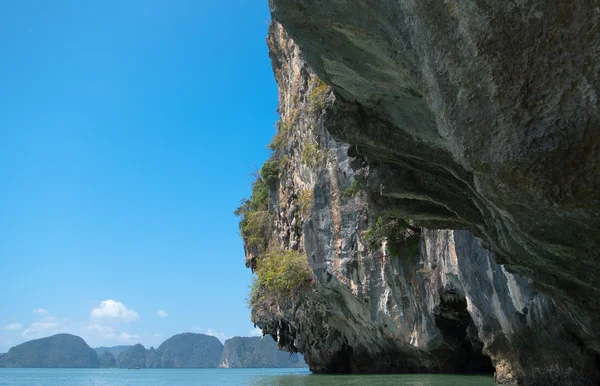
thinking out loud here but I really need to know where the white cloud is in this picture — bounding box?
[249,327,263,337]
[156,310,168,317]
[1,311,145,351]
[191,327,231,343]
[90,300,139,322]
[21,319,68,339]
[30,322,60,330]
[33,308,48,315]
[85,323,116,338]
[4,323,23,331]
[119,332,140,341]
[78,323,146,347]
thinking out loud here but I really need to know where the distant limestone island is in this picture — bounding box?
[0,333,306,369]
[220,336,305,368]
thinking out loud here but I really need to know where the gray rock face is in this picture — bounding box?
[247,19,600,385]
[268,0,600,344]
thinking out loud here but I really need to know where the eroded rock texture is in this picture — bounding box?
[269,0,600,317]
[248,6,600,384]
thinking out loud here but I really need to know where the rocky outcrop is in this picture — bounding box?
[219,336,306,368]
[242,9,600,384]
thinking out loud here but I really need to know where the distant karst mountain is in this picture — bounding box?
[117,344,148,369]
[0,332,305,369]
[219,336,307,368]
[158,333,223,368]
[116,333,223,369]
[0,334,99,368]
[145,347,161,368]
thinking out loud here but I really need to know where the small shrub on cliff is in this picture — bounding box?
[235,161,279,255]
[239,209,271,255]
[258,249,313,295]
[297,189,314,217]
[279,154,290,169]
[268,117,295,152]
[309,78,328,112]
[268,129,287,152]
[365,217,420,259]
[301,142,324,167]
[416,266,432,275]
[249,249,314,313]
[342,179,363,199]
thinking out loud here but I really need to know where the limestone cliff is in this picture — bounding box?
[239,10,600,385]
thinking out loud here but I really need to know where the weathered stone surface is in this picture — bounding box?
[269,0,600,322]
[247,16,600,385]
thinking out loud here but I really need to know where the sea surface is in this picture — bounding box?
[0,368,496,386]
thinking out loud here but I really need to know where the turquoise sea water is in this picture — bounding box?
[0,368,495,386]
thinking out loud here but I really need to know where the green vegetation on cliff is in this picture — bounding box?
[260,159,279,187]
[237,72,319,329]
[252,249,312,300]
[268,120,292,152]
[0,334,99,368]
[365,217,420,259]
[237,162,314,315]
[309,78,327,111]
[235,162,278,258]
[219,336,307,368]
[249,248,313,319]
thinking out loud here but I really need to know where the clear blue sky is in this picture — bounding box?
[0,0,278,351]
